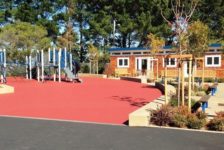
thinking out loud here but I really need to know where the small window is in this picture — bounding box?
[124,59,128,66]
[207,57,212,65]
[133,52,142,55]
[164,58,177,67]
[122,52,131,55]
[214,57,219,65]
[170,58,175,65]
[119,59,123,66]
[205,55,221,67]
[112,52,121,55]
[117,58,129,68]
[143,52,150,55]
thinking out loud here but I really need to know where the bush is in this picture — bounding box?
[169,96,197,108]
[170,106,189,128]
[171,114,188,128]
[150,104,209,130]
[196,91,206,96]
[193,85,207,93]
[7,65,26,77]
[217,78,224,83]
[216,111,224,118]
[187,113,206,129]
[151,105,173,126]
[204,77,214,83]
[80,64,90,73]
[207,111,224,131]
[169,97,178,107]
[196,111,207,120]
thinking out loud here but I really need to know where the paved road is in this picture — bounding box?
[0,117,223,150]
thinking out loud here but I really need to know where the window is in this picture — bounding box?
[205,55,221,67]
[112,52,121,55]
[133,52,142,55]
[117,58,129,68]
[163,58,177,67]
[122,52,131,55]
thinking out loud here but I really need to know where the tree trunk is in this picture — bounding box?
[181,62,185,106]
[177,60,181,107]
[192,60,195,90]
[188,58,192,112]
[202,59,205,86]
[165,61,168,104]
[79,21,84,62]
[122,34,127,48]
[128,33,131,48]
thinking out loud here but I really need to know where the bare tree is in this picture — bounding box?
[160,0,198,106]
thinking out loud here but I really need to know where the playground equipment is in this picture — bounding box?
[0,49,6,83]
[26,48,81,83]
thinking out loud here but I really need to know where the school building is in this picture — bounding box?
[105,44,224,79]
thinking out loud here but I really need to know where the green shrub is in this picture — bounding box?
[207,118,224,131]
[7,66,26,77]
[170,106,189,128]
[207,111,224,131]
[150,105,208,129]
[191,99,197,108]
[187,114,206,129]
[217,78,224,83]
[196,91,206,96]
[169,97,178,107]
[151,105,173,126]
[169,96,197,108]
[171,114,188,128]
[193,85,207,93]
[204,78,214,83]
[196,111,207,120]
[80,64,90,73]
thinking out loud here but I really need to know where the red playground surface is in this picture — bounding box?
[0,77,162,125]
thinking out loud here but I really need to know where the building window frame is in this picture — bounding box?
[205,55,221,67]
[163,58,177,68]
[117,57,129,68]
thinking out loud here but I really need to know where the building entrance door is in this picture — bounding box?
[135,57,153,76]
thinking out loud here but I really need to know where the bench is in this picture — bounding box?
[115,68,131,77]
[198,95,211,112]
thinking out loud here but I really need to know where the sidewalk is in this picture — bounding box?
[206,83,224,119]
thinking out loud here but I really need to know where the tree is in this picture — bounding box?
[147,33,165,55]
[188,20,209,87]
[146,33,165,80]
[15,0,59,40]
[57,23,78,52]
[88,43,98,74]
[188,21,209,57]
[0,21,50,61]
[194,0,224,41]
[74,0,89,62]
[160,0,199,109]
[0,0,18,25]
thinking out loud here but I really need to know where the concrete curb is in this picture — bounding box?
[131,124,224,134]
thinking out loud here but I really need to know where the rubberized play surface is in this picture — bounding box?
[0,77,162,125]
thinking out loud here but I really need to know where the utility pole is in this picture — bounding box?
[113,19,116,46]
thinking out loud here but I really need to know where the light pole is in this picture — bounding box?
[113,19,116,46]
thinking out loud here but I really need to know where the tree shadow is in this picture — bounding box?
[111,96,149,107]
